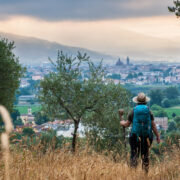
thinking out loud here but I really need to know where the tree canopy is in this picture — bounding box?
[22,127,35,137]
[151,104,168,117]
[39,51,129,152]
[83,83,130,154]
[167,121,177,132]
[0,38,24,112]
[149,89,164,106]
[34,111,49,125]
[11,109,23,127]
[164,86,179,99]
[39,51,106,151]
[168,0,180,17]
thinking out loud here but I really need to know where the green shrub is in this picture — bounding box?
[40,130,65,152]
[162,98,171,108]
[151,104,168,117]
[22,127,35,137]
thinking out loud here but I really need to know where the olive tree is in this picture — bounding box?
[0,38,24,112]
[39,51,106,152]
[168,0,180,17]
[83,83,130,156]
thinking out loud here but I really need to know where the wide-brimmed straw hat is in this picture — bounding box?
[133,92,150,104]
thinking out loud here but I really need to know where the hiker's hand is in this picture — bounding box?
[120,120,126,127]
[156,137,160,144]
[120,120,131,127]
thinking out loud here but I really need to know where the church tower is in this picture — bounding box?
[28,107,32,115]
[126,56,130,65]
[116,58,124,66]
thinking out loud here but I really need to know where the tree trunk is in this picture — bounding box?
[72,121,79,153]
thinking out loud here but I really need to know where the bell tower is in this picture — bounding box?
[28,107,32,115]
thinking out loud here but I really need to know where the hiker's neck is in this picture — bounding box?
[137,103,147,105]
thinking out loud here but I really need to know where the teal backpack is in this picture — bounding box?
[131,105,152,138]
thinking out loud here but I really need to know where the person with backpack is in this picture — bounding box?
[120,92,160,173]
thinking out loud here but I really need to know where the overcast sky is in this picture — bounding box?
[0,0,179,61]
[0,0,174,20]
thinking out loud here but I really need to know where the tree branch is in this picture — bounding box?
[58,98,77,122]
[78,99,100,119]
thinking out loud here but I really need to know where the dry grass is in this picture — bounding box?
[0,105,14,180]
[1,105,179,180]
[0,146,179,180]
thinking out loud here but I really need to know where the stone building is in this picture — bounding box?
[116,58,124,66]
[20,107,35,125]
[154,117,168,131]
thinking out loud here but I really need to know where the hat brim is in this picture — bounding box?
[132,96,150,103]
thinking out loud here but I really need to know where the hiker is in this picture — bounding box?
[120,92,160,173]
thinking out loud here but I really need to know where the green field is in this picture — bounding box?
[164,106,180,119]
[15,105,41,114]
[124,84,171,95]
[15,104,180,119]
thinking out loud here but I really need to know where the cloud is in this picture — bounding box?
[0,0,172,21]
[1,15,179,62]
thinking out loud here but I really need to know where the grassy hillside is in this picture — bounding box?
[0,147,179,180]
[15,105,41,114]
[164,106,180,119]
[15,104,180,119]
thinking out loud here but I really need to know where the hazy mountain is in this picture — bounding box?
[105,28,180,62]
[1,32,179,65]
[0,32,115,65]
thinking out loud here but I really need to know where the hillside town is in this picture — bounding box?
[14,107,167,137]
[20,58,180,90]
[16,58,180,137]
[106,57,180,85]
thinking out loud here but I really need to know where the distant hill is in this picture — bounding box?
[0,32,115,65]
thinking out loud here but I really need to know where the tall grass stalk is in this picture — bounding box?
[0,105,13,180]
[0,144,178,180]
